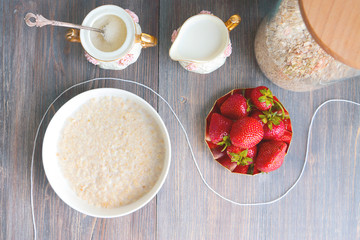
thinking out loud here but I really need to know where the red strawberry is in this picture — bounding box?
[250,86,274,111]
[226,145,257,166]
[283,118,292,132]
[220,93,249,120]
[230,117,264,148]
[250,110,266,126]
[254,141,287,172]
[272,109,291,131]
[263,120,285,140]
[209,113,233,149]
[252,109,286,140]
[273,130,292,144]
[206,141,219,149]
[233,165,250,174]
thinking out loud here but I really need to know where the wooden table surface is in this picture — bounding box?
[1,0,359,239]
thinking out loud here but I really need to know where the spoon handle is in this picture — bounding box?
[24,13,104,34]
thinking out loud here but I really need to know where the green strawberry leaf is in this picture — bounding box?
[246,99,252,112]
[259,114,267,124]
[263,110,282,127]
[272,118,280,125]
[265,99,272,107]
[260,88,274,97]
[244,157,253,165]
[260,89,270,96]
[240,149,248,158]
[230,149,253,166]
[258,88,275,107]
[258,96,267,102]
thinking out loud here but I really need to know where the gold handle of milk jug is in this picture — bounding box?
[136,33,158,48]
[225,15,241,31]
[65,28,81,43]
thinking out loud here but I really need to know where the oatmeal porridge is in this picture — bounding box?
[254,0,359,91]
[57,96,165,208]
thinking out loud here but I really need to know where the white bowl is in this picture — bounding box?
[42,88,171,218]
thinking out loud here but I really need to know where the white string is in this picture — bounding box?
[30,77,360,239]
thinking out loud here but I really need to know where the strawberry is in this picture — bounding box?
[250,110,266,126]
[283,118,292,132]
[220,93,249,120]
[254,141,287,172]
[263,119,285,140]
[208,113,233,149]
[226,145,257,166]
[250,86,274,111]
[206,141,219,149]
[233,165,250,174]
[273,130,292,144]
[273,109,291,131]
[252,109,286,140]
[230,117,264,148]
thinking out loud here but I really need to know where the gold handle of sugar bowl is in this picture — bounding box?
[225,15,241,32]
[65,28,81,43]
[136,33,158,48]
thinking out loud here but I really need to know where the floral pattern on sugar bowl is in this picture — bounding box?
[66,6,157,71]
[169,11,240,74]
[84,47,141,70]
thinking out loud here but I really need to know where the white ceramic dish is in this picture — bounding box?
[42,88,171,218]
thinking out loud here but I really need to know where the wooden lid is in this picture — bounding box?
[299,0,360,69]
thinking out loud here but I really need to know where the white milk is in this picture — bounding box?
[90,15,127,52]
[170,15,228,61]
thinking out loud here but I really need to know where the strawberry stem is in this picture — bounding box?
[217,135,231,152]
[274,100,285,119]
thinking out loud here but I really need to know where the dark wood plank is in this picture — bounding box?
[0,1,5,238]
[158,0,360,239]
[2,0,159,239]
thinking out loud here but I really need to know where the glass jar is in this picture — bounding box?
[254,0,360,92]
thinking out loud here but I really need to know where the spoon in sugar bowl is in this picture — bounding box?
[24,12,105,34]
